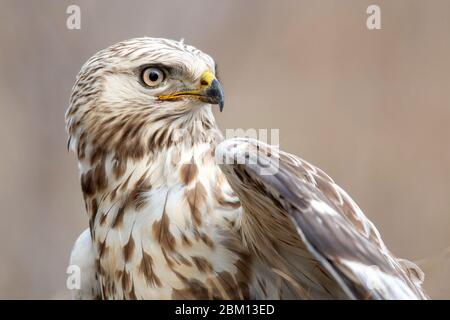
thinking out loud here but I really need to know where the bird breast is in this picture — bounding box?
[84,143,249,299]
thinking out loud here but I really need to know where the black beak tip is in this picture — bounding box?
[212,79,225,112]
[208,79,225,112]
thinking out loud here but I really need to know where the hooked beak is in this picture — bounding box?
[158,71,225,112]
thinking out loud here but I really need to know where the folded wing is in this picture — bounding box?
[216,138,427,300]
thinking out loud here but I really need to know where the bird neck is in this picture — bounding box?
[75,108,223,226]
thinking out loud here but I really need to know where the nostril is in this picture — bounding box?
[201,79,209,86]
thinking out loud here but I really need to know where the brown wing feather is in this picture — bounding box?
[216,138,428,300]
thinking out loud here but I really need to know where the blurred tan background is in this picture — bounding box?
[0,0,449,299]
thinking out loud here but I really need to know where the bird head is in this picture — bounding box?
[66,37,224,160]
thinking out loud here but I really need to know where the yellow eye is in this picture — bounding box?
[141,67,165,87]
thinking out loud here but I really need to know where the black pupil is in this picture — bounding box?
[149,70,159,82]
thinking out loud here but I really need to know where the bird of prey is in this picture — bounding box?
[66,37,427,300]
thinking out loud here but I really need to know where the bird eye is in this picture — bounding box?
[141,67,165,87]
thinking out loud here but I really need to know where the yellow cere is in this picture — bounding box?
[200,71,216,88]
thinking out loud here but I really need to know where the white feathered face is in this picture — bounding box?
[66,38,224,158]
[97,40,224,113]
